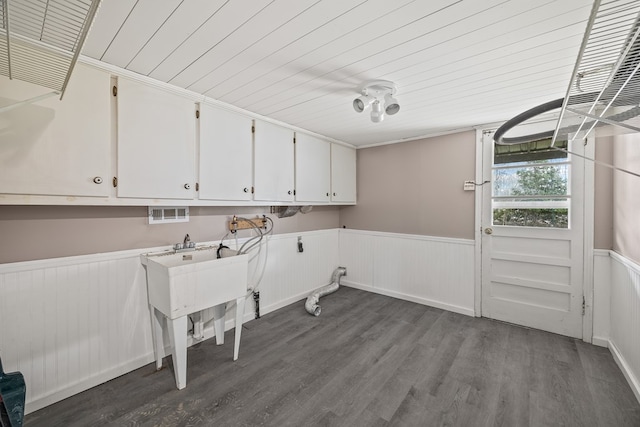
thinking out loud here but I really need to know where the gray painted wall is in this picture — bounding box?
[613,133,640,264]
[0,205,339,263]
[339,131,477,240]
[0,130,620,264]
[594,136,613,250]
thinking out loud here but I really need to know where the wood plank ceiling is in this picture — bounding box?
[82,0,594,147]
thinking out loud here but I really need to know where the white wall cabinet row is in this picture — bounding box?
[0,65,356,205]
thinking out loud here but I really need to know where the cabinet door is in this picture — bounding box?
[331,144,356,203]
[117,78,195,199]
[295,133,330,203]
[254,120,294,201]
[199,105,253,201]
[0,65,110,197]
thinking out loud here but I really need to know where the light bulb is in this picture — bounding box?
[371,100,384,123]
[353,94,374,113]
[384,93,400,115]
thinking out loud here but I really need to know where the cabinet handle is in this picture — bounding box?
[287,190,292,195]
[333,192,336,196]
[243,187,249,193]
[184,183,191,190]
[93,176,103,184]
[326,192,329,197]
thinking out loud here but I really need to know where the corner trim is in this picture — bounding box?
[609,339,640,404]
[338,228,474,246]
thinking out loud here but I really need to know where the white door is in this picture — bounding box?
[481,131,586,338]
[199,105,253,201]
[254,120,294,202]
[295,133,331,203]
[0,64,111,197]
[331,144,357,203]
[117,78,196,200]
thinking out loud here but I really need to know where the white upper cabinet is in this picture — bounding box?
[0,64,110,197]
[199,105,253,201]
[331,144,356,203]
[295,133,330,203]
[116,78,196,199]
[253,120,294,202]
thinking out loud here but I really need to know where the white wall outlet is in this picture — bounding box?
[463,181,476,191]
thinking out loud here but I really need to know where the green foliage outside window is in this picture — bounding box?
[493,162,569,228]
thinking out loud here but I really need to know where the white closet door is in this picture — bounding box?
[0,65,110,197]
[117,78,196,199]
[254,120,294,202]
[199,105,253,201]
[295,133,330,203]
[331,144,356,203]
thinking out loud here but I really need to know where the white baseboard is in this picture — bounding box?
[25,353,155,414]
[609,340,640,404]
[591,336,609,348]
[342,280,475,317]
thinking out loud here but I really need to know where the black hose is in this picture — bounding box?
[493,98,564,145]
[493,95,640,145]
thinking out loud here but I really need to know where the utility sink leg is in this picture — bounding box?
[151,307,165,370]
[234,296,246,361]
[213,303,226,345]
[168,316,187,390]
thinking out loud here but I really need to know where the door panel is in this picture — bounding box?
[481,132,584,338]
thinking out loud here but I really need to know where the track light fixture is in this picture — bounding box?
[352,80,400,123]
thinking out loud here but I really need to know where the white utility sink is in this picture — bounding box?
[141,247,249,390]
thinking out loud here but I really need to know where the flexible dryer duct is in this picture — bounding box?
[305,267,347,316]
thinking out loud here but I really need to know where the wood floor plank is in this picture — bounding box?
[24,287,640,426]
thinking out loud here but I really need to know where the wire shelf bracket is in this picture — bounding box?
[553,0,640,146]
[0,0,102,99]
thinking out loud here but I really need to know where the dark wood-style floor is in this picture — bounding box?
[27,287,640,426]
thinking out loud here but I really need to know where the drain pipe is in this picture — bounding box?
[305,267,347,316]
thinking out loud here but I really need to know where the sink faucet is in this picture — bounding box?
[174,234,195,251]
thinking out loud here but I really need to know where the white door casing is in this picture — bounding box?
[479,130,589,339]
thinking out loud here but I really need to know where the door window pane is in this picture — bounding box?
[493,208,568,228]
[493,163,568,197]
[492,139,570,228]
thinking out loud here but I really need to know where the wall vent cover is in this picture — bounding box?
[148,206,189,225]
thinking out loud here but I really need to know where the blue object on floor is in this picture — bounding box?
[0,356,25,427]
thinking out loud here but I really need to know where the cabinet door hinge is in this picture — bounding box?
[293,189,296,196]
[195,182,199,191]
[112,85,117,97]
[195,110,200,119]
[293,137,296,144]
[112,177,118,188]
[251,125,255,134]
[251,186,255,194]
[582,296,586,316]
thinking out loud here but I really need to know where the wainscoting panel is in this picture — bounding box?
[0,229,339,414]
[338,229,475,316]
[609,251,640,402]
[592,250,611,347]
[0,251,153,413]
[240,229,340,317]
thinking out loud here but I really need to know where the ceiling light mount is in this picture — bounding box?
[353,80,400,123]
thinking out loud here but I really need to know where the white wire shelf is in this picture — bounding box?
[553,0,640,145]
[0,0,101,97]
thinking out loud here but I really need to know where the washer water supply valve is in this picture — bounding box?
[253,291,261,319]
